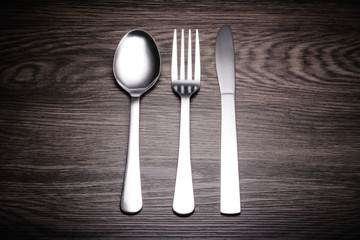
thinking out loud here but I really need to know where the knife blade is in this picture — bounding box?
[215,25,241,215]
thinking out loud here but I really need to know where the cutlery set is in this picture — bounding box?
[113,25,240,216]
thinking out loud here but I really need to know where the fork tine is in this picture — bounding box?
[194,29,200,81]
[180,29,185,81]
[171,29,177,81]
[187,30,192,81]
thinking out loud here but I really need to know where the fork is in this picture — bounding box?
[171,29,200,215]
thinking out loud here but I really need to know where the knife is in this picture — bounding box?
[215,25,241,214]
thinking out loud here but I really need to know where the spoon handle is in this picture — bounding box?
[121,96,142,214]
[173,96,195,215]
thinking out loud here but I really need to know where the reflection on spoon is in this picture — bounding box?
[113,30,161,214]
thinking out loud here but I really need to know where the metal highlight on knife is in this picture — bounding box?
[215,25,241,215]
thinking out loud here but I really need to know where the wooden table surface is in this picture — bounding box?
[1,0,360,239]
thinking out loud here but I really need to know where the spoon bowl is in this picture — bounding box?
[114,30,161,96]
[113,30,161,214]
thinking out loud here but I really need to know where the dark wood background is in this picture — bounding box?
[1,0,360,239]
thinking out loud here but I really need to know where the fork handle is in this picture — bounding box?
[173,96,195,215]
[220,93,241,214]
[121,96,142,214]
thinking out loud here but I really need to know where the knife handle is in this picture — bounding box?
[220,93,241,214]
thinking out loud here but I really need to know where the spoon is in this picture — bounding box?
[113,30,161,214]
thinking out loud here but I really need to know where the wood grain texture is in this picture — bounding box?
[1,0,360,238]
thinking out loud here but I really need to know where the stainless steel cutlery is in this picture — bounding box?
[113,30,161,214]
[114,26,240,215]
[171,29,200,215]
[216,25,241,215]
